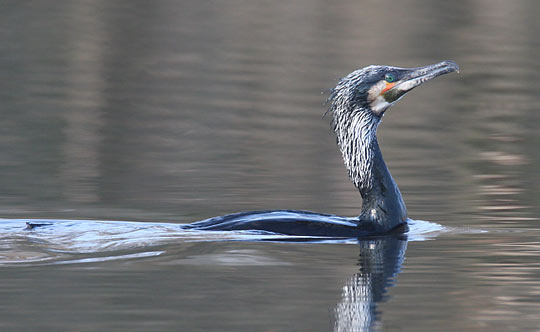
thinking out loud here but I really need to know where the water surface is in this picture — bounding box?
[1,0,540,331]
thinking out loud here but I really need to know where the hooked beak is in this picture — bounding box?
[383,60,459,103]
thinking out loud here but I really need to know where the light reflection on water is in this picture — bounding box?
[0,218,443,266]
[1,0,540,331]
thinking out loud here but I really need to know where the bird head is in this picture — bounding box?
[328,60,459,192]
[329,60,459,118]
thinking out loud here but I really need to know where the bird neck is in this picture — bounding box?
[358,138,407,229]
[335,112,407,230]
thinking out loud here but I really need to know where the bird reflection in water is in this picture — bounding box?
[334,235,407,332]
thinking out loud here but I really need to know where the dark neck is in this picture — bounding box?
[333,110,407,231]
[357,138,407,230]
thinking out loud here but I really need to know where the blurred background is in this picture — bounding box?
[1,0,539,227]
[2,1,540,331]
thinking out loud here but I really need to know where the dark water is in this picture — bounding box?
[2,0,540,331]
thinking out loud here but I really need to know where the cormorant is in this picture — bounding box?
[184,61,459,237]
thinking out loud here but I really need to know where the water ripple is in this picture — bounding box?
[0,217,449,266]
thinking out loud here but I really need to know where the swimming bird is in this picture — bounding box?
[184,61,459,237]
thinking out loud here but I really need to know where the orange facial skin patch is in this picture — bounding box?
[381,82,396,94]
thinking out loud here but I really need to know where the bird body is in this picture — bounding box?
[186,61,459,237]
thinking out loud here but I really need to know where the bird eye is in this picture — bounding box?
[385,74,396,83]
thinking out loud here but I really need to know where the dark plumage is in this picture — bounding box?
[186,61,459,237]
[327,61,459,231]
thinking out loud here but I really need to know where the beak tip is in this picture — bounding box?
[442,60,460,74]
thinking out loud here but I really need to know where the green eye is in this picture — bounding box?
[385,74,396,83]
